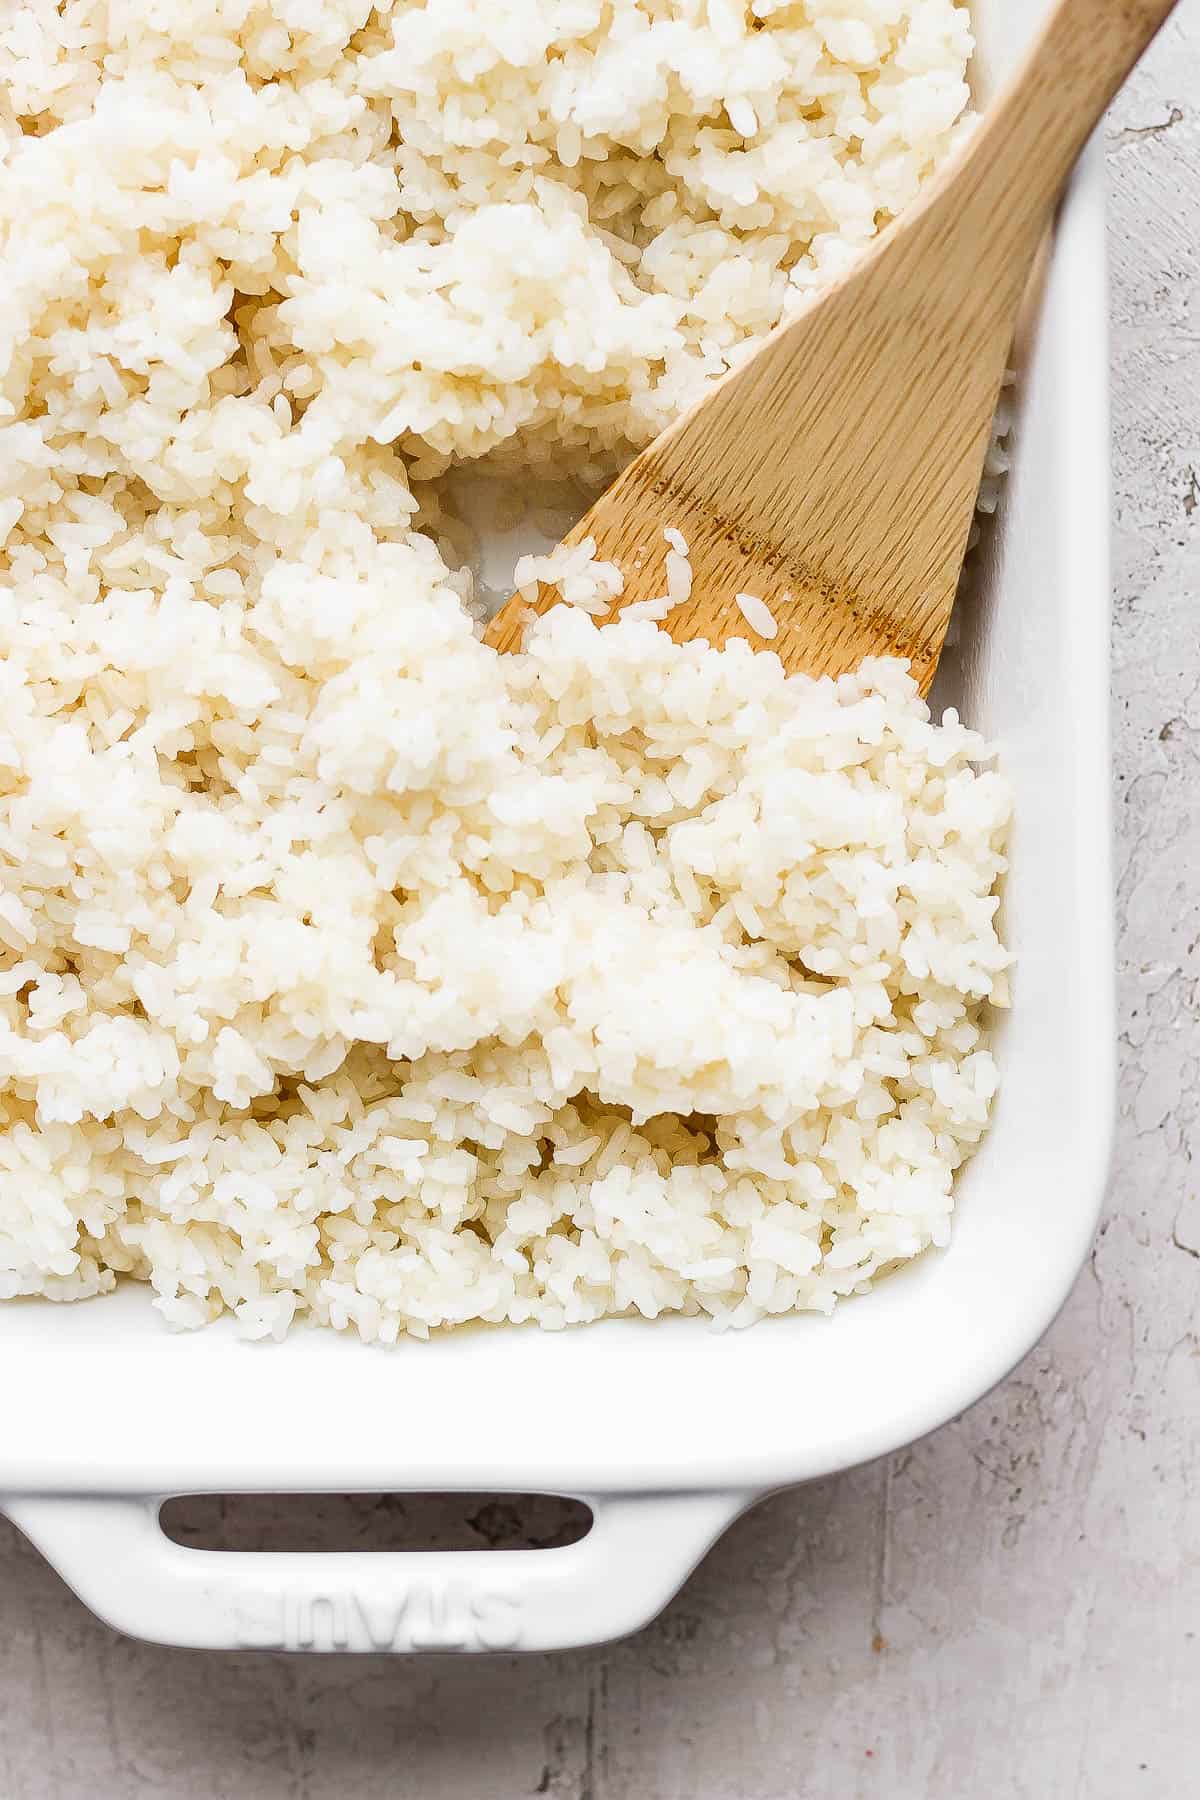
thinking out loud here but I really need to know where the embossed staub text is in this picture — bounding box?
[230,1579,523,1652]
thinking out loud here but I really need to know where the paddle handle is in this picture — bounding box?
[927,0,1179,285]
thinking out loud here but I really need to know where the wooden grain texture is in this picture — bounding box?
[487,0,1179,694]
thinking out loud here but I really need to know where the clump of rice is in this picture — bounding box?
[514,538,623,615]
[0,0,1005,1344]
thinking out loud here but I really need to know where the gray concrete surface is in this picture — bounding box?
[3,10,1200,1796]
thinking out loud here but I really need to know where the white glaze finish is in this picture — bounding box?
[1,0,1197,1789]
[0,0,1117,1640]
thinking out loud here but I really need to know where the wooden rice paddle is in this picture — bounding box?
[486,0,1178,691]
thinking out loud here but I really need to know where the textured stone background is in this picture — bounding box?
[3,8,1199,1796]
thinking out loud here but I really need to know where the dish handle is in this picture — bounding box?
[2,1488,748,1653]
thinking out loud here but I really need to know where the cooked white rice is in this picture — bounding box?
[734,591,779,640]
[0,0,1007,1343]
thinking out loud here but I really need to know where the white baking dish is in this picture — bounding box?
[0,0,1114,1654]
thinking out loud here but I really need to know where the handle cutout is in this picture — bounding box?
[6,1488,743,1650]
[159,1491,592,1554]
